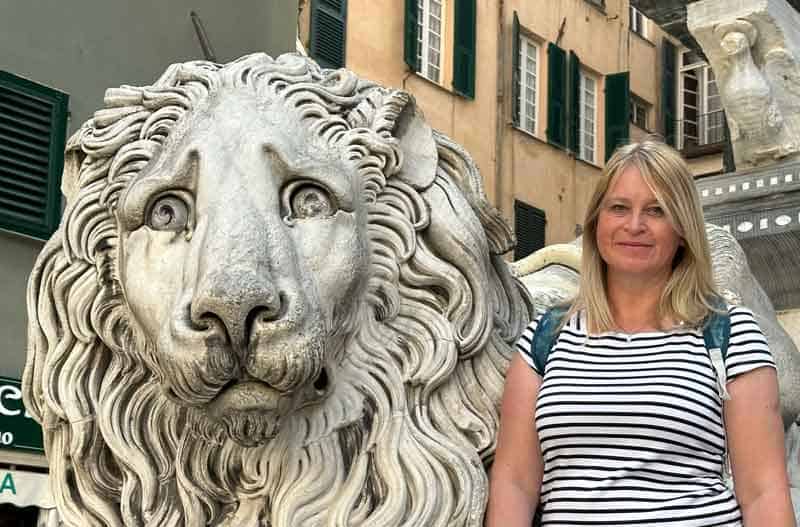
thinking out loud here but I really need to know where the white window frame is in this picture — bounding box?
[579,70,597,163]
[629,6,647,39]
[677,50,723,149]
[630,95,649,130]
[518,36,539,135]
[416,0,444,84]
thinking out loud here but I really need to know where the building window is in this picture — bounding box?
[514,200,546,261]
[630,95,649,130]
[0,71,68,239]
[518,37,539,134]
[579,71,597,163]
[678,50,724,150]
[416,0,444,83]
[309,0,348,69]
[629,6,647,38]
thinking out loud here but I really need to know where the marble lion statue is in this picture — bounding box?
[23,53,532,527]
[22,52,800,526]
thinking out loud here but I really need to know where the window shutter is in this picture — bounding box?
[310,0,347,69]
[404,0,418,69]
[453,0,476,99]
[567,51,581,155]
[0,71,68,239]
[514,200,547,261]
[661,38,677,146]
[546,43,567,148]
[511,11,521,127]
[604,71,630,162]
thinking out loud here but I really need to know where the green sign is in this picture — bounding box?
[0,377,43,453]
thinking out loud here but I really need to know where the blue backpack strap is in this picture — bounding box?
[531,306,570,375]
[703,299,731,400]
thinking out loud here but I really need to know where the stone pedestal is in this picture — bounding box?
[688,0,800,169]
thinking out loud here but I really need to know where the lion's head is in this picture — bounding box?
[23,53,532,526]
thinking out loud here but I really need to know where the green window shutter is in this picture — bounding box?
[567,51,581,155]
[404,0,419,69]
[310,0,347,69]
[604,71,630,162]
[661,38,677,146]
[511,11,521,127]
[514,200,547,260]
[0,71,68,239]
[453,0,476,99]
[546,43,567,148]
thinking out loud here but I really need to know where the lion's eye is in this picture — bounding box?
[287,183,336,220]
[148,195,190,231]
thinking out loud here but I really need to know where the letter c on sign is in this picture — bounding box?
[0,386,22,417]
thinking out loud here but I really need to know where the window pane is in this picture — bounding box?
[518,36,539,134]
[416,0,444,82]
[579,71,596,162]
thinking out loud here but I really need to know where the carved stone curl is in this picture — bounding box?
[22,53,532,527]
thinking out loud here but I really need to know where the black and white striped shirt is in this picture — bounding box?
[516,305,775,526]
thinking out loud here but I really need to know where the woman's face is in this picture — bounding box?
[595,166,683,284]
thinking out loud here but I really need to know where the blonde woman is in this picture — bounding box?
[487,141,794,526]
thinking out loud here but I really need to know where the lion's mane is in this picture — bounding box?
[23,53,532,527]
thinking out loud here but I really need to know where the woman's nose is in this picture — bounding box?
[625,211,647,232]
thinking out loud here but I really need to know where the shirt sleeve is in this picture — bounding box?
[725,305,776,381]
[515,315,543,375]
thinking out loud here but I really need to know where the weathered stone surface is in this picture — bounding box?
[688,0,800,169]
[23,53,533,527]
[22,53,800,526]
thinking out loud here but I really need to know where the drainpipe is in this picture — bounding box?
[495,0,506,214]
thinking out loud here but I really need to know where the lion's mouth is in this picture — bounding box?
[208,367,331,416]
[208,379,286,415]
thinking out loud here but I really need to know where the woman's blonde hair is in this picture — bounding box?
[574,140,719,333]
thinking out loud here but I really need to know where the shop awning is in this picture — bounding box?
[0,469,54,509]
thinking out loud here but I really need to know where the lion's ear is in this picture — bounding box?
[392,97,438,190]
[61,123,91,205]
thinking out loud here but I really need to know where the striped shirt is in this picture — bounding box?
[516,305,775,527]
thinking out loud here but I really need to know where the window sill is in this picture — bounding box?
[576,155,603,170]
[517,129,603,169]
[0,226,49,244]
[630,122,652,133]
[681,142,725,159]
[583,1,606,15]
[512,125,548,145]
[407,70,472,100]
[630,29,655,47]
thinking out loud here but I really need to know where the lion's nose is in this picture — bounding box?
[190,278,285,351]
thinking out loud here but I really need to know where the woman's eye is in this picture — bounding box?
[148,195,190,231]
[287,183,336,220]
[646,206,665,217]
[609,204,627,213]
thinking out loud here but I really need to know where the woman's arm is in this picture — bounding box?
[726,367,796,526]
[486,353,544,527]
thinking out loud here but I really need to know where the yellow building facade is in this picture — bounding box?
[299,0,722,255]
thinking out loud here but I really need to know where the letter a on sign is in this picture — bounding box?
[0,473,15,495]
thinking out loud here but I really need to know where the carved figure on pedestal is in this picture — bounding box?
[713,20,794,164]
[687,1,800,169]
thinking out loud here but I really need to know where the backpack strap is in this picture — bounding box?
[531,306,570,375]
[703,301,732,401]
[702,299,733,487]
